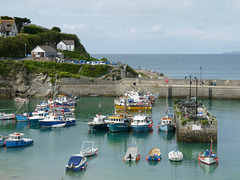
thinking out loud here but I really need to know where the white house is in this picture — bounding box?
[31,45,57,58]
[57,40,75,51]
[0,19,18,37]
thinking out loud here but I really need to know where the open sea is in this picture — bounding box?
[0,54,240,180]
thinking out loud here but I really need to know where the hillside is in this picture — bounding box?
[0,16,90,59]
[0,60,138,97]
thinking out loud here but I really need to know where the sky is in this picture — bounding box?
[1,0,240,54]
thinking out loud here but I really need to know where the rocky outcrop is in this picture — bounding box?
[0,71,52,98]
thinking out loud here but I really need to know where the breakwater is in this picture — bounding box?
[174,99,217,143]
[58,78,240,100]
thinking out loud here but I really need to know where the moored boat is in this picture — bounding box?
[0,112,15,120]
[28,110,47,122]
[198,139,218,165]
[80,141,98,157]
[87,114,108,130]
[14,97,29,102]
[15,113,29,122]
[123,147,140,162]
[146,147,161,161]
[106,114,131,132]
[131,115,153,132]
[66,154,87,171]
[168,149,183,161]
[39,114,76,128]
[0,134,6,146]
[4,132,34,148]
[39,114,65,128]
[158,114,175,132]
[114,99,152,111]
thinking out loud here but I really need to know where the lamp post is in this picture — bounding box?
[195,77,198,116]
[25,44,27,59]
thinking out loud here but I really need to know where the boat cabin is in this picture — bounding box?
[8,133,24,141]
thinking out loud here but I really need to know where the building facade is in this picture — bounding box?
[57,40,75,51]
[0,19,18,37]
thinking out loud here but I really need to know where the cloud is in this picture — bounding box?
[63,24,86,31]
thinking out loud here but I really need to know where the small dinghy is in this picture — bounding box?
[66,154,87,171]
[168,150,183,162]
[80,141,98,157]
[146,147,162,161]
[123,147,140,162]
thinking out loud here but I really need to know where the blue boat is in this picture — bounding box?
[39,114,76,128]
[158,114,175,132]
[4,132,34,148]
[131,115,153,132]
[66,154,87,171]
[146,147,162,161]
[15,113,29,122]
[0,134,5,146]
[106,114,131,132]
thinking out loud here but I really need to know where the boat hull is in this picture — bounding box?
[131,124,152,132]
[5,139,34,148]
[0,140,5,146]
[15,114,29,122]
[146,155,161,161]
[115,104,152,111]
[199,157,217,165]
[65,120,76,126]
[158,124,175,132]
[107,123,130,132]
[88,123,108,130]
[168,150,183,162]
[39,121,65,127]
[66,155,87,171]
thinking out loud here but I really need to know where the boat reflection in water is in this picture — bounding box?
[158,131,174,141]
[199,161,218,173]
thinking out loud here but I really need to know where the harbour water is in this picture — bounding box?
[0,97,240,180]
[1,54,240,179]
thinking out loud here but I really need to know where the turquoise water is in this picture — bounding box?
[0,97,240,180]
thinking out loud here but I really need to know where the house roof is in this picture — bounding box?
[39,46,57,53]
[0,19,15,32]
[61,40,74,45]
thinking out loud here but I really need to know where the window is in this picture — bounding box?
[7,24,11,27]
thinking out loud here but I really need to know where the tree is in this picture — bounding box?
[0,16,13,19]
[23,25,43,34]
[14,17,31,33]
[51,26,61,33]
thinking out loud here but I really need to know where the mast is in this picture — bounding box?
[210,138,213,156]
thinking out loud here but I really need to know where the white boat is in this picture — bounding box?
[14,97,29,102]
[80,141,98,157]
[168,149,183,161]
[131,114,153,132]
[123,147,140,162]
[0,112,15,120]
[28,110,47,122]
[198,139,218,165]
[87,114,108,130]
